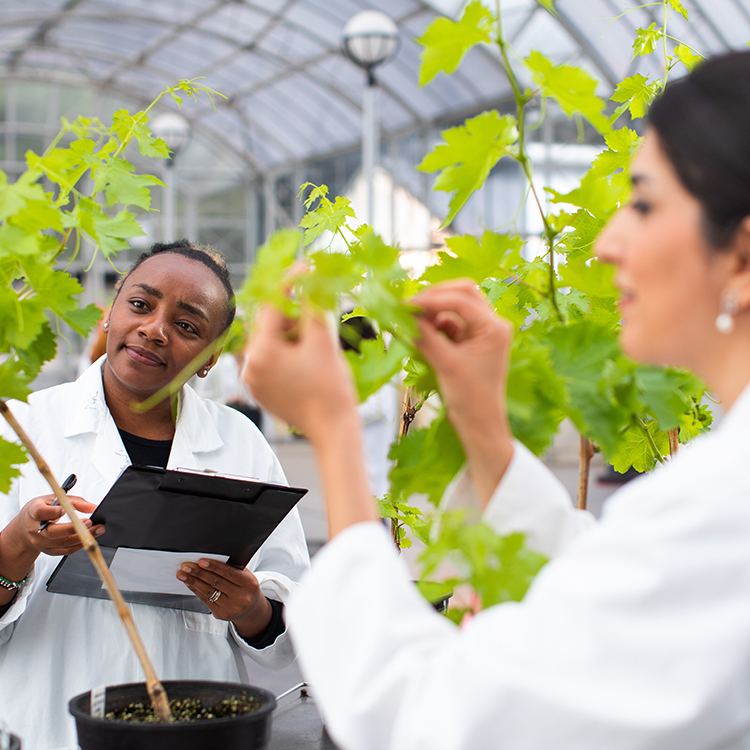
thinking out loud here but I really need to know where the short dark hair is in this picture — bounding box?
[117,239,236,331]
[648,51,750,249]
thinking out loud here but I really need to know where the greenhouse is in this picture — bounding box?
[2,1,750,749]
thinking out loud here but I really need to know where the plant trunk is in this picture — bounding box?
[0,401,172,723]
[391,387,417,547]
[577,436,595,511]
[668,428,679,457]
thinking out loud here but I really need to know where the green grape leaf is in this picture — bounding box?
[416,0,494,86]
[545,320,629,456]
[674,44,702,71]
[546,168,625,219]
[25,147,88,196]
[349,227,400,270]
[634,366,694,431]
[93,209,145,258]
[418,111,518,227]
[297,251,361,311]
[17,322,57,377]
[95,157,163,210]
[11,198,64,234]
[236,228,302,317]
[0,171,47,221]
[481,279,526,329]
[421,231,523,285]
[611,74,660,120]
[298,195,355,247]
[525,51,611,135]
[0,224,41,257]
[403,355,438,397]
[0,435,27,495]
[558,257,616,301]
[610,419,668,474]
[589,128,641,180]
[506,334,566,455]
[419,510,548,607]
[666,0,689,20]
[355,266,421,341]
[632,23,663,58]
[0,359,34,402]
[389,412,465,507]
[678,402,713,442]
[555,209,607,261]
[345,337,410,403]
[111,110,170,159]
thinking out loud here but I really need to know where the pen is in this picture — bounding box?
[38,474,77,533]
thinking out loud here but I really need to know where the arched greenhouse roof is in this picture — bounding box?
[0,0,748,176]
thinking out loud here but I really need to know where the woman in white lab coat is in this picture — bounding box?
[0,240,309,750]
[244,51,750,750]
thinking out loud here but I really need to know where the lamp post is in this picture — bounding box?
[151,112,192,242]
[342,11,399,227]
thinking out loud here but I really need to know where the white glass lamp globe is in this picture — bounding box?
[342,10,399,70]
[151,112,192,160]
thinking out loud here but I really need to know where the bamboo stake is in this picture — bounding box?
[577,436,595,511]
[0,400,172,723]
[668,428,679,458]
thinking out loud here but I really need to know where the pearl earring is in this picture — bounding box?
[202,369,208,376]
[716,291,740,335]
[103,322,109,330]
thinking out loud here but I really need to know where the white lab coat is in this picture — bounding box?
[0,359,310,750]
[288,383,750,750]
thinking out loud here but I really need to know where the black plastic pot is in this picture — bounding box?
[69,680,275,750]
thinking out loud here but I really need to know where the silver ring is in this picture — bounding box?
[209,589,221,603]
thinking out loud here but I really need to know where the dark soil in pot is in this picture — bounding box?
[69,680,275,750]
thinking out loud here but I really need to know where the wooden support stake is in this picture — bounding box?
[668,429,679,458]
[0,400,172,723]
[577,436,595,511]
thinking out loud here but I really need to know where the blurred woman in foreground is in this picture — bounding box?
[245,51,750,750]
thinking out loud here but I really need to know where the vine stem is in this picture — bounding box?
[0,401,172,723]
[495,1,563,323]
[391,387,418,548]
[577,436,595,510]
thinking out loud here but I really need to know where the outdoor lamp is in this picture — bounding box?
[342,11,399,227]
[342,10,400,83]
[151,111,192,166]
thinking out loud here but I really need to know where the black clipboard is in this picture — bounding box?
[46,465,307,612]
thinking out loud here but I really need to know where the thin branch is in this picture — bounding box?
[0,401,172,722]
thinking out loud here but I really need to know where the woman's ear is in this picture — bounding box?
[198,347,224,378]
[730,217,750,311]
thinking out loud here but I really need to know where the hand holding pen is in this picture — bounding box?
[38,474,77,533]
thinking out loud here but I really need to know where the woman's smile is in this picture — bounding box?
[124,345,166,367]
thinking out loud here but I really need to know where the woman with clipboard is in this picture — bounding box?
[0,241,309,750]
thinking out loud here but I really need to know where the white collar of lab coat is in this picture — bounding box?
[65,356,225,468]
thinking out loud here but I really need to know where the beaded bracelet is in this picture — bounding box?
[0,574,27,591]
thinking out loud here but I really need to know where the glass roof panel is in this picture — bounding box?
[1,0,749,176]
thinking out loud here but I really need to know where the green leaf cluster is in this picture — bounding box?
[0,79,220,483]
[419,509,548,618]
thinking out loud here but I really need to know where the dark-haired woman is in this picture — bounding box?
[244,51,750,750]
[0,241,309,750]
